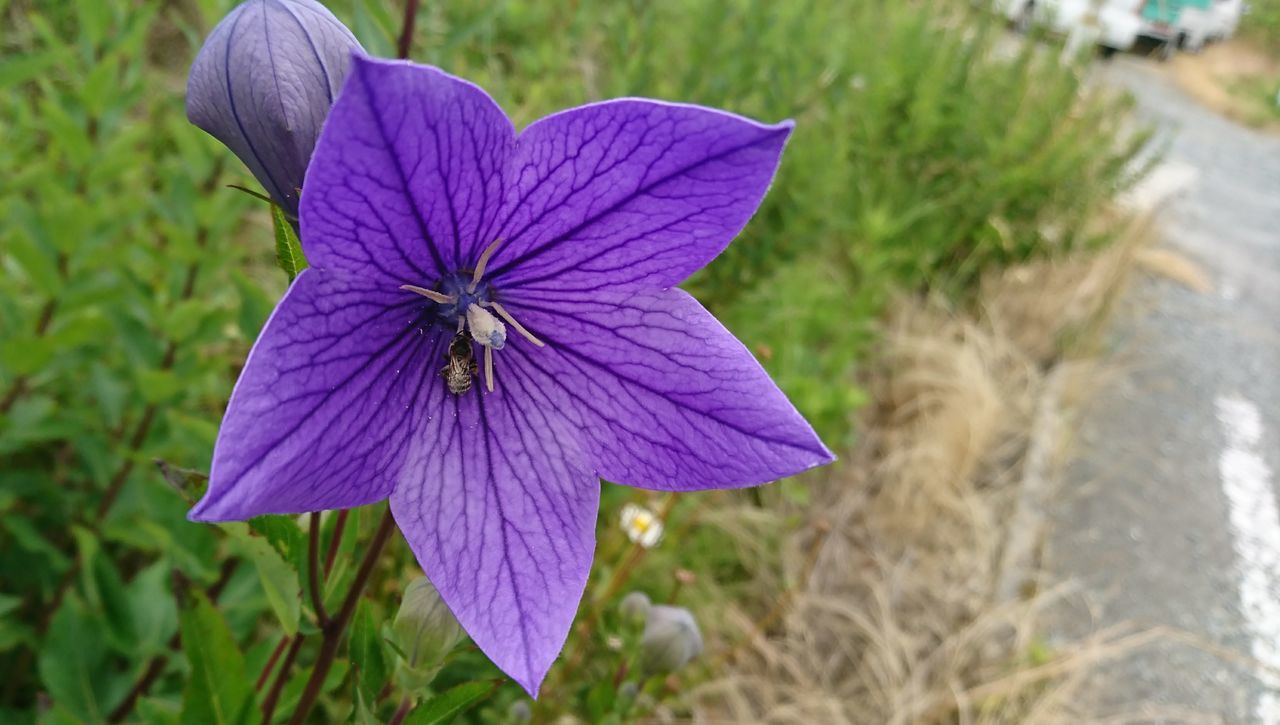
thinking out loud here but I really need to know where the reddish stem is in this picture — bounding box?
[388,696,413,725]
[262,635,305,723]
[396,0,420,60]
[255,636,292,691]
[286,509,397,725]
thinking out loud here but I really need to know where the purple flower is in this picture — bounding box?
[186,0,364,217]
[189,56,833,694]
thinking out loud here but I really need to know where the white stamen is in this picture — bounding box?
[468,238,503,294]
[400,285,455,305]
[484,345,494,393]
[466,304,506,350]
[489,302,545,347]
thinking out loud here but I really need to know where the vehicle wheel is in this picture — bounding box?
[1158,40,1175,62]
[1099,45,1118,60]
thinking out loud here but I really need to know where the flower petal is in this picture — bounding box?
[300,56,514,284]
[190,269,445,521]
[486,100,792,292]
[390,387,598,696]
[497,288,834,490]
[186,0,363,216]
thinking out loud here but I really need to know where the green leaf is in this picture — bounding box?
[404,680,499,725]
[246,513,306,567]
[349,0,398,58]
[135,696,183,725]
[0,594,21,618]
[4,227,60,294]
[135,368,183,403]
[38,600,110,722]
[350,602,388,703]
[224,524,301,635]
[178,587,254,725]
[0,334,55,375]
[129,562,178,655]
[165,298,209,341]
[0,48,68,88]
[3,514,71,571]
[271,204,307,283]
[231,269,273,340]
[0,609,35,653]
[87,538,138,649]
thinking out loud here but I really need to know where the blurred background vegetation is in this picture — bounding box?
[0,0,1147,722]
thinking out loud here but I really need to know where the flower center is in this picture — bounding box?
[400,239,544,394]
[434,273,492,328]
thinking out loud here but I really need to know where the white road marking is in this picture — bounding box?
[1216,394,1280,724]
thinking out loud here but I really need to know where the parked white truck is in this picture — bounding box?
[996,0,1146,55]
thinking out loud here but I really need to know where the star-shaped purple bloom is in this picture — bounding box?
[190,55,833,695]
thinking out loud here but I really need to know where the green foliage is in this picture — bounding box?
[404,680,499,724]
[1243,0,1280,50]
[0,0,1145,722]
[271,205,308,283]
[179,588,255,725]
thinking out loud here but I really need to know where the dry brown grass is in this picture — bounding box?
[684,216,1156,724]
[1167,40,1280,134]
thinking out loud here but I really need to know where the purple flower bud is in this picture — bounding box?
[185,0,364,217]
[641,605,704,675]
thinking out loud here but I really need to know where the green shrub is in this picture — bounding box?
[1243,0,1280,51]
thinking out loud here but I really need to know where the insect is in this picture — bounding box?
[441,331,479,395]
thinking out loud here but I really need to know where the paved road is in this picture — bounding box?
[1048,55,1280,722]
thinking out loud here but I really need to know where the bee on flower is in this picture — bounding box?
[620,503,664,548]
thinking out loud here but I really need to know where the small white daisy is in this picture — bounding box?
[620,503,664,548]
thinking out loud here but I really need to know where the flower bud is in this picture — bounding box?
[619,591,652,624]
[392,577,464,681]
[640,605,703,674]
[186,0,364,217]
[506,700,532,724]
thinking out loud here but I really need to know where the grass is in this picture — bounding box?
[1168,40,1280,133]
[681,213,1159,723]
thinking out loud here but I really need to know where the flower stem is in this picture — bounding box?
[287,508,397,725]
[308,512,330,628]
[262,635,304,722]
[255,635,291,691]
[388,696,413,725]
[598,494,678,604]
[396,0,420,60]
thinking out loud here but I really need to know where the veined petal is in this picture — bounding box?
[390,386,598,696]
[496,288,834,490]
[190,269,444,521]
[300,56,514,283]
[486,100,792,292]
[186,0,363,217]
